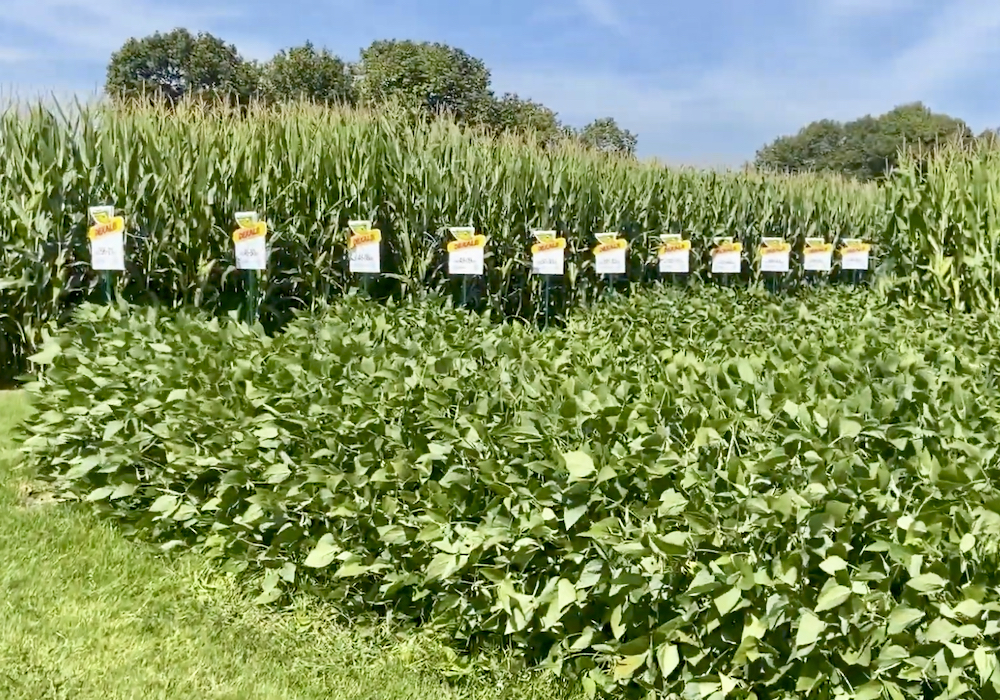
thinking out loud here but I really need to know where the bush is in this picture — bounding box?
[20,287,1000,698]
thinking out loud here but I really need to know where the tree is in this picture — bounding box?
[576,117,638,156]
[755,103,973,180]
[262,42,354,105]
[106,28,257,104]
[477,92,563,144]
[355,40,491,123]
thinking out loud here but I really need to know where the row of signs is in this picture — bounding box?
[87,207,873,276]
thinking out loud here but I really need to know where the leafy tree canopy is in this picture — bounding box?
[106,28,256,104]
[106,32,640,152]
[262,42,354,106]
[355,39,491,123]
[755,102,973,180]
[575,117,638,156]
[477,92,563,144]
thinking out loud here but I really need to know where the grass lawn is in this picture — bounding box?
[0,391,575,700]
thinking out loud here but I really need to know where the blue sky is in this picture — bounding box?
[1,0,998,165]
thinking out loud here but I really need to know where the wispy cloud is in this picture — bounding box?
[3,0,245,57]
[496,0,1000,162]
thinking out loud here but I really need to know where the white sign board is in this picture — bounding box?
[87,206,126,271]
[531,231,566,276]
[803,239,833,272]
[348,220,381,274]
[841,239,871,271]
[760,237,790,273]
[593,233,627,275]
[711,239,742,275]
[447,227,486,276]
[658,235,690,274]
[233,211,267,271]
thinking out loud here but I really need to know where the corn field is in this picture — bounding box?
[884,142,1000,311]
[0,98,950,378]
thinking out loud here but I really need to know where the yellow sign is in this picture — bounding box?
[347,220,382,249]
[760,237,791,254]
[592,232,627,256]
[446,227,486,253]
[840,239,871,254]
[658,234,691,256]
[233,211,267,242]
[87,207,125,240]
[804,238,833,254]
[531,230,567,254]
[712,239,742,255]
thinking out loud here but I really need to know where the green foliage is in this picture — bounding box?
[575,118,638,157]
[882,140,1000,311]
[755,102,973,180]
[0,100,887,377]
[477,93,564,145]
[262,42,354,106]
[356,40,492,123]
[105,28,259,104]
[21,286,1000,698]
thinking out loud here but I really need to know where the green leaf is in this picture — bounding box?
[255,425,279,440]
[425,553,459,582]
[736,358,754,383]
[166,388,188,403]
[907,573,947,593]
[887,606,924,634]
[564,503,588,529]
[715,587,742,615]
[819,555,848,574]
[334,562,374,578]
[303,534,338,568]
[85,486,115,502]
[611,604,625,640]
[815,585,852,612]
[149,494,178,514]
[796,611,825,648]
[656,643,679,677]
[855,682,883,700]
[613,653,646,681]
[975,647,998,685]
[563,451,595,481]
[27,343,61,366]
[838,418,862,439]
[960,533,975,553]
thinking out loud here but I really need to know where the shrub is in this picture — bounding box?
[20,287,1000,698]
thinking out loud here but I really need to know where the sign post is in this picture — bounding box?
[87,205,126,304]
[348,220,381,296]
[447,227,486,309]
[531,229,566,329]
[593,232,627,299]
[803,237,833,284]
[233,211,267,324]
[711,236,742,286]
[759,236,790,293]
[658,233,691,284]
[840,238,871,285]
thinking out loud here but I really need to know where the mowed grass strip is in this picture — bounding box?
[0,391,572,700]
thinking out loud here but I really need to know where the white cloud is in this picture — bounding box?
[499,0,1000,162]
[2,0,271,60]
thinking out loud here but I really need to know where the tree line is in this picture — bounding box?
[754,102,995,181]
[105,29,638,155]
